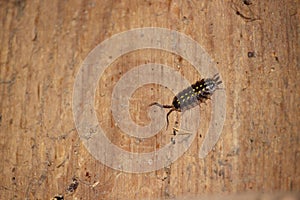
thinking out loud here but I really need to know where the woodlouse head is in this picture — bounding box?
[202,74,222,95]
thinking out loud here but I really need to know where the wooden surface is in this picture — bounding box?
[0,0,299,199]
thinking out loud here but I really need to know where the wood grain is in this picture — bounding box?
[0,0,299,199]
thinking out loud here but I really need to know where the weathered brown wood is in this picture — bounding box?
[0,0,299,199]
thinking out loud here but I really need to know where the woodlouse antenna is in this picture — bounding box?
[166,108,176,130]
[149,102,173,109]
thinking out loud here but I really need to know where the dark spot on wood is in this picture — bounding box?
[13,0,26,19]
[248,51,255,58]
[218,169,224,177]
[52,195,64,200]
[232,4,258,22]
[171,137,176,144]
[66,177,79,193]
[182,16,189,24]
[243,0,252,5]
[177,56,183,63]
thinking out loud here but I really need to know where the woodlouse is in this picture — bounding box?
[150,73,222,129]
